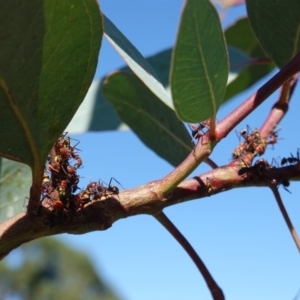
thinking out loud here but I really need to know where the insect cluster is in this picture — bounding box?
[41,133,119,217]
[232,127,278,159]
[238,157,291,192]
[235,129,299,192]
[238,158,271,179]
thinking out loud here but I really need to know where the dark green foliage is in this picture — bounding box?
[0,238,121,300]
[224,17,274,102]
[246,0,300,68]
[0,0,102,169]
[170,0,229,122]
[103,72,192,166]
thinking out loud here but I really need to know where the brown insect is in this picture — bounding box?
[48,160,61,174]
[253,143,266,157]
[232,141,247,159]
[235,128,267,158]
[58,179,68,197]
[267,130,279,146]
[73,153,82,169]
[59,147,72,159]
[65,164,75,175]
[54,132,68,153]
[74,189,91,210]
[52,199,64,210]
[44,195,66,215]
[87,182,99,194]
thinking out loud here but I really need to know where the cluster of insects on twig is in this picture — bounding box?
[41,133,121,220]
[237,158,291,192]
[234,127,298,193]
[188,122,297,194]
[232,126,278,160]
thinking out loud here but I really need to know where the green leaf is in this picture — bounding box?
[224,17,274,101]
[0,158,31,222]
[72,44,253,134]
[66,80,127,133]
[102,72,192,166]
[0,237,121,300]
[228,45,255,73]
[171,0,229,122]
[146,49,173,89]
[246,0,300,68]
[0,0,102,178]
[73,39,265,134]
[67,49,174,134]
[225,64,274,101]
[103,15,173,109]
[225,18,265,57]
[214,0,245,7]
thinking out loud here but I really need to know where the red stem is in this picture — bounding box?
[155,212,225,300]
[216,51,300,138]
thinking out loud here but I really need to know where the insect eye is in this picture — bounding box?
[240,129,247,136]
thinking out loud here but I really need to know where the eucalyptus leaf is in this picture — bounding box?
[103,14,173,109]
[66,49,174,134]
[66,80,127,134]
[72,33,267,134]
[224,17,274,101]
[0,0,102,180]
[72,42,256,134]
[228,46,255,73]
[171,0,229,122]
[246,0,300,68]
[0,158,31,223]
[102,72,192,166]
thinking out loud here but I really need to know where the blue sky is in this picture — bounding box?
[26,1,300,299]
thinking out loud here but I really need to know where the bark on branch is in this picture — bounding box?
[1,159,299,260]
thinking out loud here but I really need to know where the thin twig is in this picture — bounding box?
[154,211,225,300]
[260,73,298,138]
[217,51,300,139]
[205,157,219,169]
[158,53,300,197]
[270,186,300,253]
[293,287,300,300]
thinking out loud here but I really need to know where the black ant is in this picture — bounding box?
[238,159,270,180]
[271,157,281,168]
[86,177,123,200]
[103,177,124,197]
[189,121,209,142]
[240,127,255,144]
[281,157,298,166]
[281,149,300,166]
